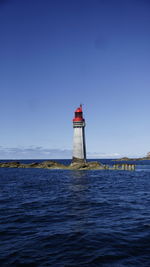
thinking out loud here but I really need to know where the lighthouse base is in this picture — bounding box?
[72,157,86,164]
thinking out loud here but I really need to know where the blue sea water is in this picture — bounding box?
[0,159,150,266]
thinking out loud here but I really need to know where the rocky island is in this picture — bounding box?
[0,160,105,170]
[0,160,135,171]
[114,152,150,161]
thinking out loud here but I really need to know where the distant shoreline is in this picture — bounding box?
[114,157,150,161]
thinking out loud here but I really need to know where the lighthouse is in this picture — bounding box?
[72,105,86,162]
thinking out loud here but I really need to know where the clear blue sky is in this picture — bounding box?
[0,0,150,159]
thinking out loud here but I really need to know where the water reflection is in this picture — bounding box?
[68,170,90,192]
[70,170,89,179]
[66,171,95,233]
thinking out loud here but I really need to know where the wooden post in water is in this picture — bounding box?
[113,163,135,171]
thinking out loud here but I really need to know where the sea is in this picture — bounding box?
[0,159,150,267]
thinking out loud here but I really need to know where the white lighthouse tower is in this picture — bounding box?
[72,105,86,162]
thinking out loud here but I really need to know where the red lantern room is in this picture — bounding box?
[73,104,85,122]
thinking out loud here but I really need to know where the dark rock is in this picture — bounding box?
[69,161,104,170]
[0,161,20,168]
[38,161,67,169]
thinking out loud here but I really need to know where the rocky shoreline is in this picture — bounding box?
[0,160,135,171]
[0,161,105,170]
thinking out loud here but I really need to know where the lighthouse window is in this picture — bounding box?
[75,112,82,118]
